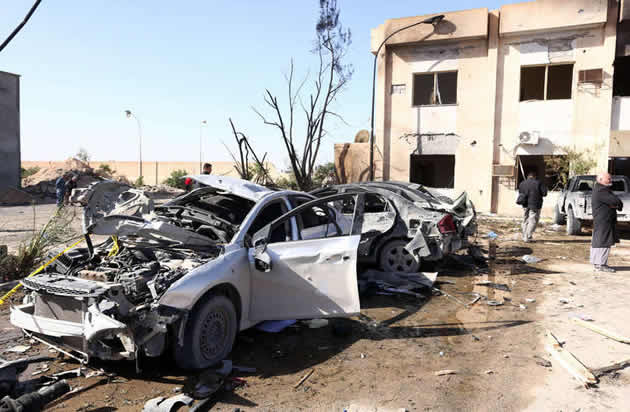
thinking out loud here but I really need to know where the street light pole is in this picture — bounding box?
[199,120,207,173]
[125,110,143,180]
[369,15,445,181]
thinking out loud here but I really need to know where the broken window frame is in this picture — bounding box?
[520,63,574,102]
[412,71,458,106]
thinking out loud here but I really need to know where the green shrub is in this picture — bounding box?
[21,166,40,180]
[97,164,114,176]
[163,170,188,189]
[134,176,145,187]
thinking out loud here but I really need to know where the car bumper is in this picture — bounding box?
[10,303,136,361]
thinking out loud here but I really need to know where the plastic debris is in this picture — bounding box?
[487,300,503,306]
[485,370,494,374]
[576,314,593,321]
[256,320,297,333]
[559,298,570,304]
[521,255,542,264]
[6,345,31,354]
[519,304,527,310]
[435,370,457,376]
[526,298,536,303]
[543,280,554,286]
[475,281,511,292]
[487,231,498,239]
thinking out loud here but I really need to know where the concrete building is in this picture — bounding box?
[0,71,21,190]
[336,0,630,216]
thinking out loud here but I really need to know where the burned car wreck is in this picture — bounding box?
[10,176,365,369]
[311,181,477,272]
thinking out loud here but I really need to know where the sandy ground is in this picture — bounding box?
[1,206,630,411]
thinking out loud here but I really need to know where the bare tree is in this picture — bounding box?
[225,118,274,185]
[253,0,352,191]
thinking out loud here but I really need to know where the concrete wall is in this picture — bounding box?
[0,71,20,190]
[371,8,488,52]
[500,0,608,36]
[21,160,284,185]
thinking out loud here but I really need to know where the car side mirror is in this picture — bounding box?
[254,250,272,272]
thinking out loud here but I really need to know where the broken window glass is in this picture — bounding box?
[413,72,457,105]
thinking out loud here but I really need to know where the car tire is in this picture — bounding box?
[566,207,581,235]
[553,204,566,225]
[379,239,421,273]
[174,294,237,370]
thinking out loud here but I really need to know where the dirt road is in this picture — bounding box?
[1,209,630,411]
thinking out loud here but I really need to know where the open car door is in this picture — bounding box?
[247,193,365,321]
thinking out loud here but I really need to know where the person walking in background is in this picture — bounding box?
[202,163,212,175]
[590,172,623,272]
[517,170,548,243]
[64,174,78,205]
[55,172,70,208]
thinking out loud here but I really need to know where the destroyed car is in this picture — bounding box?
[310,181,477,272]
[10,176,366,369]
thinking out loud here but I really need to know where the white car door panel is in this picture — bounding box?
[248,235,360,321]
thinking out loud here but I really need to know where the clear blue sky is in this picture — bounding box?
[1,0,515,170]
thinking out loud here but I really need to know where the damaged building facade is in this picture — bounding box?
[336,0,630,216]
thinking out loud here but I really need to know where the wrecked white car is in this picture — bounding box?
[10,176,365,369]
[311,181,477,272]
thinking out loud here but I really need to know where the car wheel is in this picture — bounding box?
[174,294,237,370]
[566,207,581,235]
[553,204,566,225]
[379,239,421,273]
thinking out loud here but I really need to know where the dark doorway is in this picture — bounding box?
[409,155,455,188]
[609,157,630,178]
[613,56,630,97]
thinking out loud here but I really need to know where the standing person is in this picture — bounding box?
[590,172,623,272]
[202,163,212,175]
[517,170,548,243]
[55,173,69,208]
[64,174,78,204]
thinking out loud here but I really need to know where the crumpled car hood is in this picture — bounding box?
[73,180,213,247]
[186,174,272,202]
[72,180,154,233]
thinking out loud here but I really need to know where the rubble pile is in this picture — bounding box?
[20,158,130,199]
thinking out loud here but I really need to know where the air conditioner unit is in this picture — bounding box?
[518,130,540,145]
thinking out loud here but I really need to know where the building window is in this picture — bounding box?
[413,71,457,106]
[520,64,573,101]
[410,154,455,188]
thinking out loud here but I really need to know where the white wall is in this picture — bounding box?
[516,99,573,155]
[612,97,630,131]
[416,106,457,135]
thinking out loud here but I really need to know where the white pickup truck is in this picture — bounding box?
[554,174,630,235]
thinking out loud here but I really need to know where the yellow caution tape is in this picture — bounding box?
[0,238,84,305]
[108,236,120,257]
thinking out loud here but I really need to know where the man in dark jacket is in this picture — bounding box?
[590,172,623,272]
[518,170,548,242]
